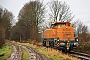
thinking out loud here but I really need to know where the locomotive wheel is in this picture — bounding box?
[50,41,54,47]
[43,41,46,46]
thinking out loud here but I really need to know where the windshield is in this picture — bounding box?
[53,23,66,28]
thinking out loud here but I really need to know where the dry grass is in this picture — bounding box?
[38,46,77,60]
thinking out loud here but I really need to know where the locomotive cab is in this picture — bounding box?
[43,22,78,51]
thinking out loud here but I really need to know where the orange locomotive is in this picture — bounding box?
[42,22,78,51]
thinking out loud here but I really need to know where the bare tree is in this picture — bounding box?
[0,6,14,48]
[72,20,88,43]
[12,1,45,42]
[49,1,74,22]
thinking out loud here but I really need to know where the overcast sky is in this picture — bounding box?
[0,0,90,30]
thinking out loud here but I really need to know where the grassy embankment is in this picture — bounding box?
[20,42,77,60]
[0,45,12,60]
[22,47,29,60]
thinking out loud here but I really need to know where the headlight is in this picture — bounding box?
[60,43,65,46]
[74,42,78,46]
[76,39,78,41]
[57,40,59,41]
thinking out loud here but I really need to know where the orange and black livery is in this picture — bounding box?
[42,22,78,51]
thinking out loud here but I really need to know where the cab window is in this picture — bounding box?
[53,23,66,28]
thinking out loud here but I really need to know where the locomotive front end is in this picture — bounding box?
[42,22,78,52]
[56,22,78,51]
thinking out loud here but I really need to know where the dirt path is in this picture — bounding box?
[7,42,51,60]
[21,45,51,60]
[8,45,22,60]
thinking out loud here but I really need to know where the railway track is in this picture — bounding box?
[70,51,90,60]
[21,45,50,60]
[30,44,90,60]
[8,44,22,60]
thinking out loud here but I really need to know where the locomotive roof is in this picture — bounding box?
[51,22,71,25]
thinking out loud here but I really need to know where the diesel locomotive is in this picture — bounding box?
[42,22,78,51]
